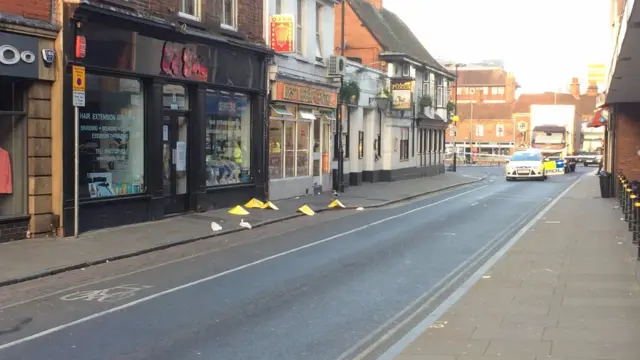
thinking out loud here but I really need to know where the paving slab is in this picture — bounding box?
[0,172,482,287]
[391,175,640,360]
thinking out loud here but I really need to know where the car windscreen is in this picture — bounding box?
[511,152,542,161]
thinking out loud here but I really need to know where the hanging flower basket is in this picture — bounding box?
[419,95,433,108]
[340,80,361,105]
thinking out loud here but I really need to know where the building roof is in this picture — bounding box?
[512,93,579,113]
[348,0,449,74]
[455,69,507,86]
[457,102,514,120]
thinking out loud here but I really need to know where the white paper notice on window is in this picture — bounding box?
[176,141,187,171]
[162,125,169,141]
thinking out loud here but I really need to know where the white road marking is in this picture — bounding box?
[59,285,153,303]
[470,202,478,206]
[375,173,585,360]
[0,184,488,351]
[545,221,561,224]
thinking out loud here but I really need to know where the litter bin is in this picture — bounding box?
[599,171,612,198]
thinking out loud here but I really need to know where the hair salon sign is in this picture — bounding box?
[272,82,337,108]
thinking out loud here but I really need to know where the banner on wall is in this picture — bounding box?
[391,81,413,110]
[270,14,295,53]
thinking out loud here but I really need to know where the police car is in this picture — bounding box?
[505,150,547,181]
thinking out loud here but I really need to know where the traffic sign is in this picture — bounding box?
[72,65,85,92]
[72,90,85,107]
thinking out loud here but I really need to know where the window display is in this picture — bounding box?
[269,120,283,179]
[285,121,295,177]
[269,106,313,180]
[297,122,310,176]
[79,74,145,199]
[205,91,252,186]
[0,79,26,216]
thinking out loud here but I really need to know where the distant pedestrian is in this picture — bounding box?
[597,148,604,174]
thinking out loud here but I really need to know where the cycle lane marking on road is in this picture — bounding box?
[0,184,488,351]
[0,181,484,312]
[375,173,585,360]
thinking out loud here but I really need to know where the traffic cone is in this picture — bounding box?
[297,205,315,216]
[228,205,249,216]
[328,199,346,209]
[261,201,279,210]
[245,198,265,209]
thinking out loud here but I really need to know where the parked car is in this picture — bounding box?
[581,151,602,166]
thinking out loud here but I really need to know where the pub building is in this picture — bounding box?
[267,81,338,200]
[62,2,272,234]
[0,23,58,242]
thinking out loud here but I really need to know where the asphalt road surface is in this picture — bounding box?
[0,167,587,360]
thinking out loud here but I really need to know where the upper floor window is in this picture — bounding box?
[315,3,323,59]
[296,0,304,54]
[475,124,484,137]
[482,87,489,95]
[179,0,201,21]
[276,0,282,13]
[497,86,505,95]
[436,76,444,107]
[222,0,237,29]
[423,72,431,96]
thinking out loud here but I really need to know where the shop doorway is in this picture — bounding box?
[162,113,189,214]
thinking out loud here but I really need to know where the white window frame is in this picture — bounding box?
[497,86,505,95]
[491,87,499,95]
[475,124,484,137]
[496,123,505,137]
[296,0,304,55]
[221,0,238,30]
[436,76,444,108]
[179,0,202,21]
[423,72,431,97]
[315,3,323,59]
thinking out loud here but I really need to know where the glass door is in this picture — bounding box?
[162,113,188,215]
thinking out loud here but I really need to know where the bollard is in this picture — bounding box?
[630,192,637,232]
[634,201,640,245]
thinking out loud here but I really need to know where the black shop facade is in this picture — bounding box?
[62,4,271,234]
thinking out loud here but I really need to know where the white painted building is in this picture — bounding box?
[263,0,340,200]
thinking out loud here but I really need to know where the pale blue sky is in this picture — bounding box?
[383,0,611,93]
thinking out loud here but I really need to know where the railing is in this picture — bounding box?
[615,172,640,260]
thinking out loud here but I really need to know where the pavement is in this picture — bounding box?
[0,167,586,360]
[0,171,483,287]
[383,172,640,360]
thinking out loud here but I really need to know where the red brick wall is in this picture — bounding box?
[614,103,640,181]
[334,1,385,70]
[1,0,52,22]
[80,0,263,43]
[446,119,516,144]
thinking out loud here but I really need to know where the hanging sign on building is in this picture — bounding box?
[391,81,413,110]
[272,81,338,108]
[270,14,295,53]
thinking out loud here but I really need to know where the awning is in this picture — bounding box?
[270,105,293,116]
[298,109,316,121]
[322,112,336,121]
[587,108,608,128]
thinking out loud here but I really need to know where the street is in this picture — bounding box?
[0,167,585,360]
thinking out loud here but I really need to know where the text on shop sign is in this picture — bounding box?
[274,82,337,108]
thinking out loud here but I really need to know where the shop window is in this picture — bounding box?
[358,131,364,159]
[285,121,295,177]
[400,128,409,160]
[0,79,27,216]
[204,91,252,186]
[297,122,310,176]
[79,74,145,199]
[179,0,202,21]
[269,120,283,179]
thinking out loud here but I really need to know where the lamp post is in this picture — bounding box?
[446,63,465,172]
[370,92,390,161]
[334,0,347,193]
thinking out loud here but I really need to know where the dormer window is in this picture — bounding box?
[402,63,410,77]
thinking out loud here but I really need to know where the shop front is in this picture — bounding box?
[62,3,270,234]
[0,27,57,242]
[268,81,337,200]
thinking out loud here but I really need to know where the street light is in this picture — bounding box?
[445,62,466,172]
[334,0,347,193]
[370,92,391,160]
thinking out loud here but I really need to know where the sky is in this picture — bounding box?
[383,0,612,93]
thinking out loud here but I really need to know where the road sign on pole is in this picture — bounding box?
[72,65,85,91]
[71,65,85,237]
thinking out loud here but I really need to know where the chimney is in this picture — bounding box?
[363,0,383,9]
[570,77,580,97]
[587,80,598,96]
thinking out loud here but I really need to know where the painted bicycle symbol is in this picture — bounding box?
[59,284,153,303]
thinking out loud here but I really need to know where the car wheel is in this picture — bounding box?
[506,177,512,181]
[584,163,588,167]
